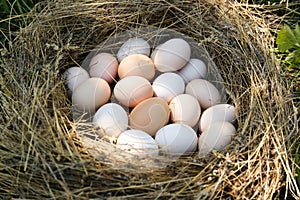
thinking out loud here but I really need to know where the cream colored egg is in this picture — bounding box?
[118,54,155,81]
[117,129,159,155]
[169,94,201,127]
[185,79,221,109]
[129,97,170,136]
[63,67,90,96]
[198,121,236,156]
[155,124,198,156]
[113,76,153,107]
[152,72,185,102]
[154,38,191,72]
[177,58,207,84]
[199,104,236,132]
[93,103,128,138]
[89,53,118,84]
[117,38,150,62]
[72,78,111,112]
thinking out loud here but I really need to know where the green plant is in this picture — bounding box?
[276,24,300,94]
[0,0,40,48]
[0,0,37,17]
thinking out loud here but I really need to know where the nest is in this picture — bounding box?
[0,0,299,199]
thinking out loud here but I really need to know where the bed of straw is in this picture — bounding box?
[1,0,299,199]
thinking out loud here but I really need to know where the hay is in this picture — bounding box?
[0,0,299,199]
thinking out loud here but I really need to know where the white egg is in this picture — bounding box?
[72,78,111,112]
[63,67,90,96]
[198,121,236,156]
[152,72,185,102]
[177,58,207,83]
[185,79,221,109]
[117,38,150,62]
[199,104,236,132]
[169,94,201,127]
[154,38,191,72]
[155,124,198,156]
[113,76,153,107]
[117,129,159,155]
[93,103,128,138]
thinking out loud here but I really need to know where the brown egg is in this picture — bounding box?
[118,54,155,81]
[72,78,111,112]
[129,97,170,136]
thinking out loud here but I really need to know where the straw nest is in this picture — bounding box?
[1,0,299,199]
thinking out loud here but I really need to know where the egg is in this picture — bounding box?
[117,129,159,155]
[113,76,153,107]
[63,67,90,96]
[150,44,161,61]
[152,72,185,102]
[153,38,191,72]
[72,78,111,112]
[117,38,150,62]
[118,54,155,81]
[185,79,221,109]
[155,124,198,156]
[177,58,207,83]
[198,121,236,156]
[199,104,236,132]
[89,53,118,84]
[169,94,201,127]
[129,97,170,136]
[93,103,128,138]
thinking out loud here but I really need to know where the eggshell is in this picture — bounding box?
[155,124,198,156]
[154,38,191,72]
[185,79,221,109]
[152,72,185,102]
[117,129,159,155]
[150,44,161,61]
[63,67,90,96]
[177,58,207,83]
[169,94,201,127]
[117,38,150,62]
[198,121,236,156]
[129,97,170,136]
[72,78,111,112]
[199,104,236,132]
[93,103,128,138]
[113,76,153,107]
[89,53,118,83]
[118,54,155,81]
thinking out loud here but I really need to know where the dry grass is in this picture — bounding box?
[0,0,299,199]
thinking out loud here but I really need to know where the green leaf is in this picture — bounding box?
[276,24,300,52]
[294,24,300,43]
[285,49,300,64]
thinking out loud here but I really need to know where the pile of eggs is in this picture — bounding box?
[64,37,237,157]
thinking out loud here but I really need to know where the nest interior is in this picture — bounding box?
[0,0,299,199]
